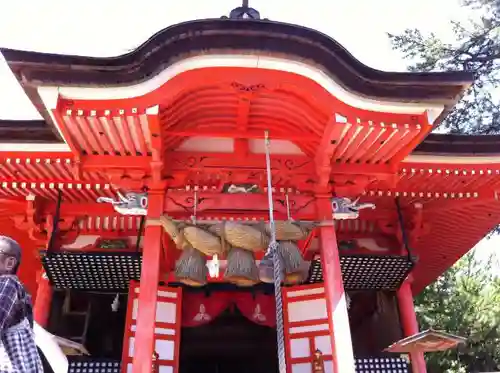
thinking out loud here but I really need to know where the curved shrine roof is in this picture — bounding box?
[0,10,496,294]
[1,16,472,134]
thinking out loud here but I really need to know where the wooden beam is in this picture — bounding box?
[316,196,355,373]
[163,129,317,142]
[234,94,252,158]
[132,190,164,373]
[81,155,151,170]
[314,117,349,192]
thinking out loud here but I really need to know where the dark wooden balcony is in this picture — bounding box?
[307,253,414,291]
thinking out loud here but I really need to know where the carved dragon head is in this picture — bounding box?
[97,191,149,216]
[331,197,375,220]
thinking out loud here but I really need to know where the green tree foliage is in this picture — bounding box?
[389,0,500,134]
[390,2,500,371]
[414,251,500,372]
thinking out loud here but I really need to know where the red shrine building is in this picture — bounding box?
[0,3,498,373]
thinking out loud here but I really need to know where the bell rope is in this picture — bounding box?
[264,130,287,373]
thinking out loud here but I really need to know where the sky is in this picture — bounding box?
[0,0,472,119]
[0,0,497,268]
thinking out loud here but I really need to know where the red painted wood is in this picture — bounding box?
[33,271,52,327]
[0,67,499,295]
[316,197,355,373]
[397,281,427,373]
[163,128,317,141]
[282,284,336,373]
[54,67,427,165]
[51,109,82,158]
[0,220,42,297]
[132,190,165,373]
[123,281,182,373]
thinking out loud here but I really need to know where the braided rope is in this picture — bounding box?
[264,131,287,373]
[271,241,286,373]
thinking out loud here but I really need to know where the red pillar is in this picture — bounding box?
[132,190,165,373]
[316,197,355,373]
[33,271,52,327]
[397,281,427,373]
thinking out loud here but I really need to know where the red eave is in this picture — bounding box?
[0,152,114,202]
[0,69,492,295]
[55,67,431,167]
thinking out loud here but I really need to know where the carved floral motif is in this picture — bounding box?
[230,82,266,93]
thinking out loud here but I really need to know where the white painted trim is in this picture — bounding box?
[146,105,159,115]
[0,143,71,152]
[287,287,325,297]
[405,154,500,165]
[1,144,499,165]
[37,86,70,144]
[46,54,444,123]
[61,235,100,249]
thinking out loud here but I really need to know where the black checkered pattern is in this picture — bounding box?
[0,275,42,372]
[0,319,43,373]
[68,357,121,373]
[307,255,413,290]
[0,275,23,331]
[40,251,142,291]
[355,357,410,372]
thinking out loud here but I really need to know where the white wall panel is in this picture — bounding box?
[288,298,328,323]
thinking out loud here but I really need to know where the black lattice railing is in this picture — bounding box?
[68,357,121,373]
[355,356,410,373]
[64,355,409,372]
[40,251,142,291]
[307,254,414,291]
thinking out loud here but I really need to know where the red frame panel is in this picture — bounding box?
[122,281,183,373]
[283,283,333,373]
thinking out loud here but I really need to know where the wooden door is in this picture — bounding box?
[122,281,182,373]
[283,284,334,373]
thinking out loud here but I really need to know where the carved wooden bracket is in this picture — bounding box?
[106,169,152,190]
[166,153,315,191]
[377,203,430,251]
[10,195,46,244]
[10,194,82,247]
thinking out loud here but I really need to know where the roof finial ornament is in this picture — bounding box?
[224,0,261,20]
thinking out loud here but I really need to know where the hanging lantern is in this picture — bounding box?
[174,246,208,287]
[224,247,259,286]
